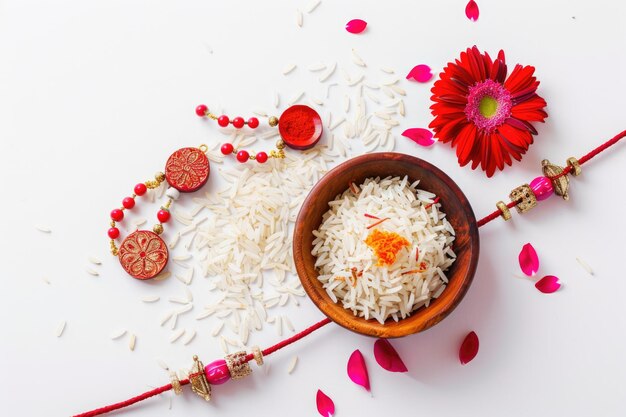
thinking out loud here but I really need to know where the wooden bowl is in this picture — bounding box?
[293,152,480,338]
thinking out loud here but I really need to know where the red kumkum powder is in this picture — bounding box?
[278,105,323,150]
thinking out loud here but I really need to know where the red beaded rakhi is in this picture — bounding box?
[195,103,323,163]
[108,145,210,280]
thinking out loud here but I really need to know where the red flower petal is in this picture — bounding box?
[465,0,479,21]
[345,19,367,34]
[373,339,408,372]
[518,243,539,276]
[316,389,335,417]
[402,128,434,147]
[535,275,561,293]
[459,331,479,365]
[406,64,433,83]
[347,349,370,391]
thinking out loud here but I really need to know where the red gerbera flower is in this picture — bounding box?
[429,46,548,177]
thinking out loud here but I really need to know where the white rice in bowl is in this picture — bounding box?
[311,176,457,324]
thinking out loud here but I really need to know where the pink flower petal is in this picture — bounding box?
[373,339,408,372]
[402,128,435,147]
[535,275,561,293]
[347,349,370,391]
[406,64,433,83]
[316,389,335,417]
[465,0,479,21]
[459,331,479,365]
[345,19,367,34]
[519,243,539,276]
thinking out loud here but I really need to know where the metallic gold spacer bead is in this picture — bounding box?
[268,116,279,127]
[153,224,164,235]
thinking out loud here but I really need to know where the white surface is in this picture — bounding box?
[1,1,626,416]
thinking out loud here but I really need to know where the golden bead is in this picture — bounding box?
[509,184,537,213]
[496,201,512,221]
[155,172,166,182]
[566,157,582,176]
[276,139,286,150]
[153,224,164,235]
[268,116,279,127]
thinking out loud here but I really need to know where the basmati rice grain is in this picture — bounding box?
[287,356,298,374]
[576,256,594,276]
[183,330,197,345]
[170,329,185,343]
[306,0,321,13]
[282,63,297,75]
[56,321,66,337]
[109,329,126,340]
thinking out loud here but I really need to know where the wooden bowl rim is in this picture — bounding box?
[293,152,479,338]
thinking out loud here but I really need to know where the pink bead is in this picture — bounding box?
[530,176,554,201]
[204,360,231,385]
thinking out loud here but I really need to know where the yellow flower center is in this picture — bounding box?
[479,96,498,118]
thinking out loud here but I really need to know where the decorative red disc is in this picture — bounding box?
[165,147,210,192]
[278,105,323,150]
[118,230,169,280]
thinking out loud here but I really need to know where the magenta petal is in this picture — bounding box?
[402,128,435,147]
[406,64,433,83]
[518,243,539,276]
[346,19,367,34]
[347,349,370,391]
[316,389,335,417]
[459,331,479,365]
[535,275,561,293]
[373,339,408,372]
[465,0,479,21]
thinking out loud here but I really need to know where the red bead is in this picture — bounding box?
[232,117,245,129]
[247,117,259,129]
[236,150,250,163]
[134,183,147,196]
[122,197,135,209]
[108,227,120,239]
[110,208,124,222]
[256,151,268,163]
[157,209,171,223]
[221,143,234,155]
[204,360,231,385]
[217,115,230,127]
[195,104,208,117]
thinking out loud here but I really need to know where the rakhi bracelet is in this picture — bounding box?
[107,145,211,280]
[195,103,324,162]
[477,129,626,227]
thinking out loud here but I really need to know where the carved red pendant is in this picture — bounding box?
[278,105,323,150]
[165,147,210,192]
[118,230,169,280]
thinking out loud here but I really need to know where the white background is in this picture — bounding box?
[1,1,626,416]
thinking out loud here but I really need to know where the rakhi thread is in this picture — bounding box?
[76,130,624,417]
